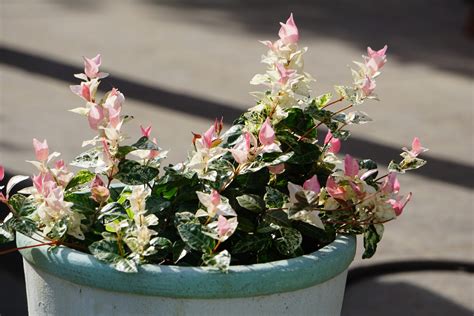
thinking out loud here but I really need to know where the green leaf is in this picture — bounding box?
[131,136,161,151]
[97,202,128,223]
[345,111,372,125]
[0,214,14,243]
[236,194,265,213]
[115,160,159,185]
[287,142,321,165]
[8,194,36,216]
[240,152,293,175]
[220,124,244,148]
[202,249,231,272]
[150,236,172,250]
[264,187,286,209]
[314,93,332,108]
[113,257,138,273]
[388,160,404,173]
[305,105,332,124]
[232,234,272,254]
[146,196,171,215]
[362,224,383,259]
[234,168,269,192]
[235,215,257,233]
[49,219,68,239]
[264,210,292,227]
[172,240,188,263]
[70,148,102,168]
[144,237,172,259]
[174,212,196,227]
[65,192,97,215]
[275,227,302,256]
[0,224,14,243]
[293,221,333,241]
[116,146,135,159]
[332,130,351,140]
[399,155,427,172]
[359,159,378,181]
[163,187,178,200]
[9,217,38,237]
[89,239,138,273]
[177,222,215,252]
[277,108,316,138]
[65,170,95,191]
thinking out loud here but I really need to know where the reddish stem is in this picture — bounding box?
[0,241,57,256]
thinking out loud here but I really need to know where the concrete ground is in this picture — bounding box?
[1,0,473,315]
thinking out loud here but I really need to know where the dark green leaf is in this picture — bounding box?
[131,136,161,151]
[293,221,333,241]
[362,225,382,259]
[235,215,257,233]
[146,196,171,215]
[9,217,37,237]
[264,210,291,227]
[174,212,195,227]
[277,108,316,138]
[236,194,265,213]
[201,250,230,271]
[172,240,188,263]
[275,227,302,256]
[89,239,138,273]
[8,194,36,216]
[177,222,215,252]
[359,159,378,181]
[115,160,159,185]
[65,192,97,215]
[264,187,287,209]
[116,146,135,159]
[232,234,272,254]
[0,215,14,243]
[0,225,14,243]
[287,142,321,165]
[332,130,351,140]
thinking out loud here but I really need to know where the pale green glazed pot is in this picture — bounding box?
[18,233,356,315]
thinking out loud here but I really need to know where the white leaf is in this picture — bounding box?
[6,175,30,197]
[69,107,90,116]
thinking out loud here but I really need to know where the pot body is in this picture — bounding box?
[18,234,356,316]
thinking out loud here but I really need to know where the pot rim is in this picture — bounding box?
[17,233,356,298]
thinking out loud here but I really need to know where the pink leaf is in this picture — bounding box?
[344,155,359,178]
[259,118,275,146]
[324,130,341,154]
[33,138,49,162]
[278,13,299,45]
[303,175,320,194]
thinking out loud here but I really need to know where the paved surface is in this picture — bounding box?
[1,1,473,315]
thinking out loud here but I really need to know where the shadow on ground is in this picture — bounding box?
[343,278,473,316]
[140,0,474,77]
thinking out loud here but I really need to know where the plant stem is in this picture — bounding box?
[212,240,222,253]
[0,241,57,256]
[321,96,344,109]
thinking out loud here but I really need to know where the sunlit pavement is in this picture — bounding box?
[1,1,473,315]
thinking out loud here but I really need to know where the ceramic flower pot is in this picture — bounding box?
[17,233,355,316]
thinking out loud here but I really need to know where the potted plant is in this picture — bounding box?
[0,14,427,315]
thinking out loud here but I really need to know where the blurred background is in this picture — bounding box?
[0,0,473,315]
